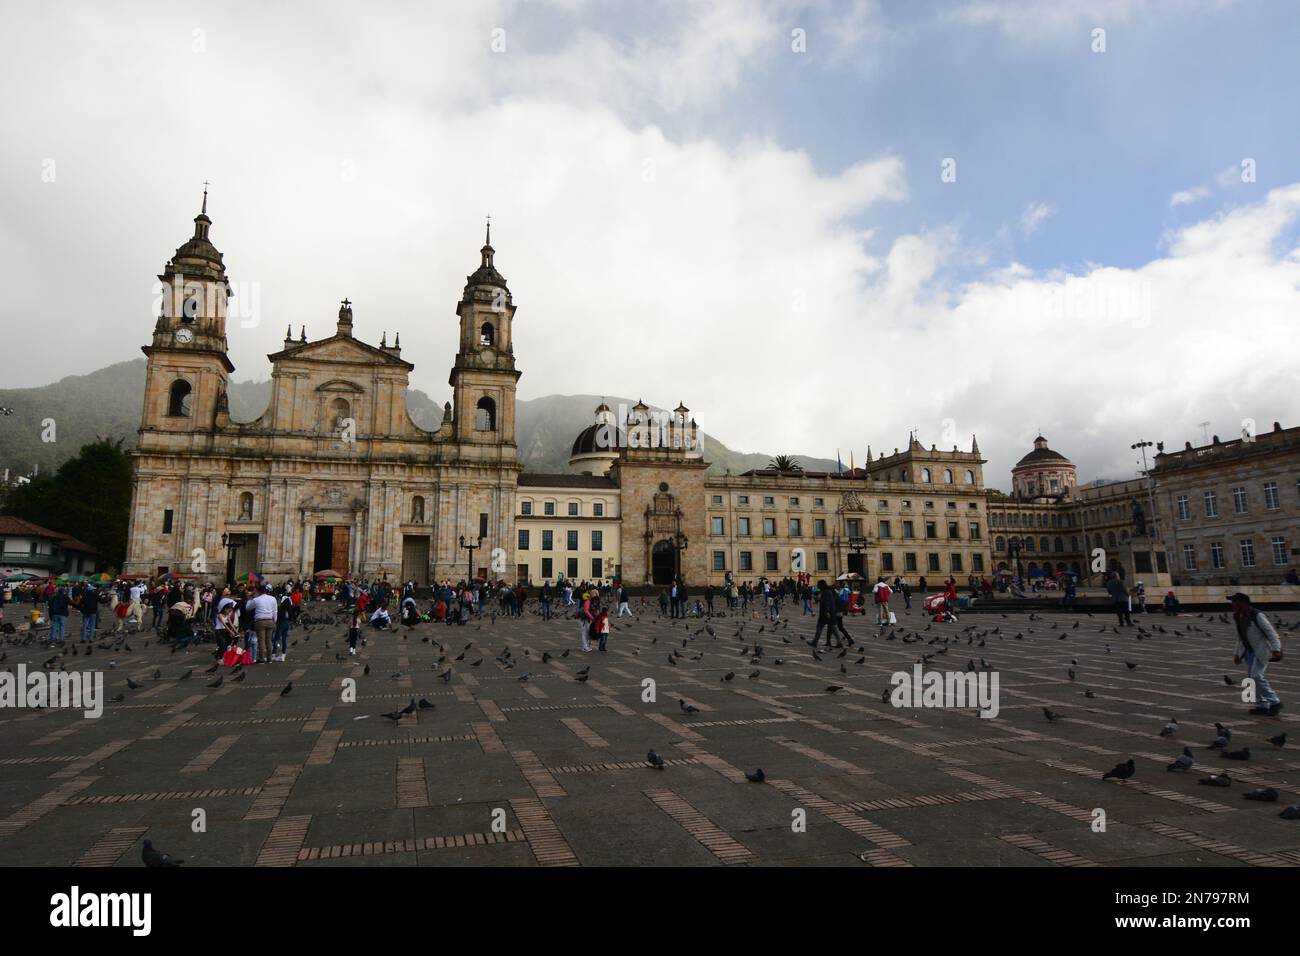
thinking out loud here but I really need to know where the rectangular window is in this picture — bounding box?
[162,509,174,535]
[738,517,751,536]
[904,553,917,572]
[739,551,753,571]
[712,551,726,571]
[1210,542,1225,568]
[541,557,552,578]
[1204,491,1218,517]
[901,500,912,509]
[567,558,579,578]
[568,501,579,516]
[763,517,776,536]
[712,495,723,505]
[544,501,555,516]
[902,520,915,539]
[765,551,779,571]
[711,516,724,535]
[591,530,603,551]
[1182,544,1197,570]
[927,553,940,572]
[738,495,749,505]
[879,520,891,538]
[846,519,861,537]
[591,558,602,578]
[521,501,533,516]
[1271,536,1287,566]
[972,554,984,572]
[542,530,553,551]
[1176,495,1189,520]
[1264,481,1280,510]
[815,551,829,571]
[593,502,604,517]
[1239,539,1255,567]
[814,497,825,507]
[950,553,963,572]
[925,521,937,539]
[517,529,529,550]
[1232,487,1248,514]
[814,518,826,537]
[789,497,800,507]
[789,518,802,536]
[566,530,579,551]
[763,496,775,506]
[479,513,489,539]
[878,499,889,509]
[968,522,981,540]
[948,521,959,539]
[881,552,895,572]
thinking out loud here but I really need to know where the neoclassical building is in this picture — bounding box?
[124,197,520,583]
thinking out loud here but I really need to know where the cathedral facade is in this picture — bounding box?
[123,198,520,584]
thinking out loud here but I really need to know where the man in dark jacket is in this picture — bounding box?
[812,580,852,649]
[48,586,71,644]
[1105,572,1132,625]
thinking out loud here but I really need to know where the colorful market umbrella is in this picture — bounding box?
[4,573,32,582]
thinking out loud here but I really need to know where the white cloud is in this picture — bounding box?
[1020,201,1054,235]
[1170,185,1210,207]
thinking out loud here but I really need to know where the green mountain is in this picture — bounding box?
[0,361,836,480]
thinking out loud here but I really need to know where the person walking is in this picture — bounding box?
[48,585,70,645]
[871,576,893,630]
[1230,593,1284,716]
[273,588,293,662]
[76,584,98,643]
[249,584,278,664]
[616,584,631,618]
[1105,572,1132,626]
[812,580,852,649]
[578,591,595,652]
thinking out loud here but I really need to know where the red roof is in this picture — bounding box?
[0,516,99,554]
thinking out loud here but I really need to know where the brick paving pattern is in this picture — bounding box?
[0,601,1297,866]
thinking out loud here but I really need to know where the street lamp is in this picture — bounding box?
[671,529,688,584]
[459,534,483,584]
[1131,439,1170,580]
[848,535,869,582]
[220,532,243,587]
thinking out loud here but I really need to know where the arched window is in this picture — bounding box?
[995,536,1005,552]
[479,322,495,347]
[330,397,351,431]
[921,468,931,483]
[1040,536,1049,552]
[1054,537,1063,553]
[411,495,425,523]
[1024,538,1035,552]
[1107,531,1117,549]
[965,469,975,484]
[475,397,496,432]
[943,469,953,483]
[168,380,192,417]
[238,492,254,520]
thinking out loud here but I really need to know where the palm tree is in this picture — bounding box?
[768,455,802,472]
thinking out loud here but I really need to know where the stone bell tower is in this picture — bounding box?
[139,186,236,448]
[448,219,520,460]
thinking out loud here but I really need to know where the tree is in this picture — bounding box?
[2,438,132,569]
[768,455,802,472]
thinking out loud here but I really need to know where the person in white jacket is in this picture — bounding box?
[1229,593,1284,716]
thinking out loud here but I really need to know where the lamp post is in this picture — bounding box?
[220,532,243,587]
[671,529,688,584]
[459,534,483,584]
[1131,439,1169,581]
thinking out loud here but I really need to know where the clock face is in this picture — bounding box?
[174,327,194,344]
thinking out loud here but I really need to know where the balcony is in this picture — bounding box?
[0,550,64,573]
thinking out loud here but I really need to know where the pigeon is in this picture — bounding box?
[207,675,224,688]
[575,673,589,683]
[231,671,246,682]
[418,698,435,710]
[1210,723,1232,749]
[679,699,699,714]
[1042,707,1061,722]
[1125,661,1137,670]
[647,750,665,770]
[1084,690,1096,699]
[1102,758,1135,781]
[111,693,125,703]
[721,671,735,682]
[1223,675,1234,686]
[1267,732,1287,748]
[825,685,843,694]
[280,682,293,696]
[1167,748,1194,771]
[439,669,452,683]
[880,688,891,703]
[1199,773,1231,787]
[363,664,371,676]
[1222,747,1251,761]
[382,700,416,722]
[1159,718,1179,738]
[1280,805,1300,819]
[141,839,183,867]
[1243,787,1279,802]
[744,768,766,783]
[126,677,142,690]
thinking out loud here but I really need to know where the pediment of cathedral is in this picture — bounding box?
[268,334,413,370]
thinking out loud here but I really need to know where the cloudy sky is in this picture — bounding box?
[3,0,1299,488]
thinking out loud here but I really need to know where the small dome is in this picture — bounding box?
[1015,435,1071,468]
[571,423,625,456]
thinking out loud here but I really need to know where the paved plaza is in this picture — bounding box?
[1,601,1298,867]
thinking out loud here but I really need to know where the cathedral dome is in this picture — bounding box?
[1015,435,1070,467]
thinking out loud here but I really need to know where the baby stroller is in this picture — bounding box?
[923,592,958,623]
